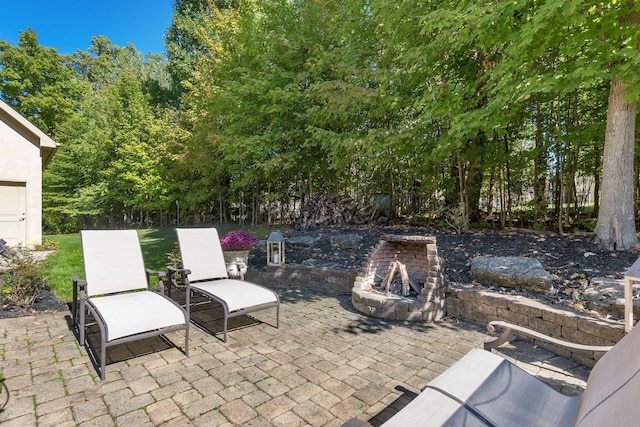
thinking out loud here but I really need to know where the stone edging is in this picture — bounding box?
[446,284,625,367]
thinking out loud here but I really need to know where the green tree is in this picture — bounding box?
[478,0,640,248]
[0,28,83,136]
[165,0,238,99]
[42,37,180,230]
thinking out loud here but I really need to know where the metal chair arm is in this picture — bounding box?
[484,320,613,352]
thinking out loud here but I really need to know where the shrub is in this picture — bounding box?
[166,241,182,268]
[34,238,60,251]
[0,246,48,307]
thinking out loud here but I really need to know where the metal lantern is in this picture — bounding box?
[267,230,285,266]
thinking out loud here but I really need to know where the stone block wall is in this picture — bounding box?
[351,288,446,321]
[446,284,625,367]
[246,265,356,295]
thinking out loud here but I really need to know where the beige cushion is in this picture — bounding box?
[573,325,640,427]
[81,230,148,296]
[176,228,228,282]
[381,387,489,427]
[191,279,277,312]
[426,349,579,427]
[89,291,187,341]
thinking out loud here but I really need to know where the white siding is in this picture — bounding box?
[0,118,43,247]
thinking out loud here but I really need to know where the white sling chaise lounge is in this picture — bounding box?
[344,320,640,427]
[72,230,189,380]
[168,227,279,342]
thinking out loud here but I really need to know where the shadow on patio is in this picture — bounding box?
[0,292,588,426]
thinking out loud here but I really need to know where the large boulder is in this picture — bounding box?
[470,256,554,293]
[330,234,363,250]
[583,277,640,320]
[286,235,323,247]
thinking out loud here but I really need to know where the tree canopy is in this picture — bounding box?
[1,0,639,249]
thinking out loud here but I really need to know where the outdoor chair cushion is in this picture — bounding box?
[81,228,149,296]
[187,278,279,312]
[88,291,188,342]
[344,321,640,427]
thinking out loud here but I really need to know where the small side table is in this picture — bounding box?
[623,257,640,332]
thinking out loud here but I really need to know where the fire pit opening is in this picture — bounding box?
[352,235,445,321]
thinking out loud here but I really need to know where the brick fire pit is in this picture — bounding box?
[351,235,445,321]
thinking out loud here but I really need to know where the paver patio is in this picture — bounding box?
[0,290,589,426]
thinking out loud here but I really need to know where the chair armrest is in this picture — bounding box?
[484,320,613,352]
[72,275,86,289]
[145,268,168,292]
[166,266,191,285]
[166,266,192,297]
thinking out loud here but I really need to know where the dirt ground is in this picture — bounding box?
[3,225,639,319]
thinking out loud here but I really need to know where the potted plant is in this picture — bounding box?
[220,231,259,277]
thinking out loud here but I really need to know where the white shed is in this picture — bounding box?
[0,99,59,248]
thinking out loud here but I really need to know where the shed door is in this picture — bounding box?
[0,184,27,246]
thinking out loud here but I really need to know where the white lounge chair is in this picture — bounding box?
[72,230,189,380]
[344,320,640,426]
[168,227,279,342]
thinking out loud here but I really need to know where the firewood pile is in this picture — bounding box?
[380,260,422,296]
[294,194,373,230]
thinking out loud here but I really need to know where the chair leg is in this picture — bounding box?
[72,284,77,327]
[184,325,190,357]
[101,340,106,381]
[79,301,86,346]
[91,312,108,380]
[223,312,228,342]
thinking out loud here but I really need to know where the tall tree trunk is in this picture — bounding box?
[503,134,513,213]
[593,144,601,218]
[389,168,396,218]
[456,150,470,231]
[466,133,485,223]
[533,100,548,228]
[635,144,640,218]
[557,151,564,234]
[486,166,495,217]
[593,75,638,250]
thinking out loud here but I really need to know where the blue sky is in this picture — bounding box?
[0,1,174,55]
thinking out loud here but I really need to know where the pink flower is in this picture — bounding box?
[220,230,259,251]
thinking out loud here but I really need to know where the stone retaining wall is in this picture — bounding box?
[351,288,446,321]
[246,265,356,295]
[446,284,625,368]
[246,266,625,367]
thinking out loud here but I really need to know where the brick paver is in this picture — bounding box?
[0,292,589,426]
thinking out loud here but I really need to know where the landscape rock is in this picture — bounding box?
[470,256,554,293]
[583,277,640,320]
[330,234,363,250]
[286,235,323,248]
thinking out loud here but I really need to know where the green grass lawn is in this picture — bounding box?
[42,225,282,302]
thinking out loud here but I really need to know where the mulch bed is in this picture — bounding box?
[0,290,68,319]
[250,225,640,313]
